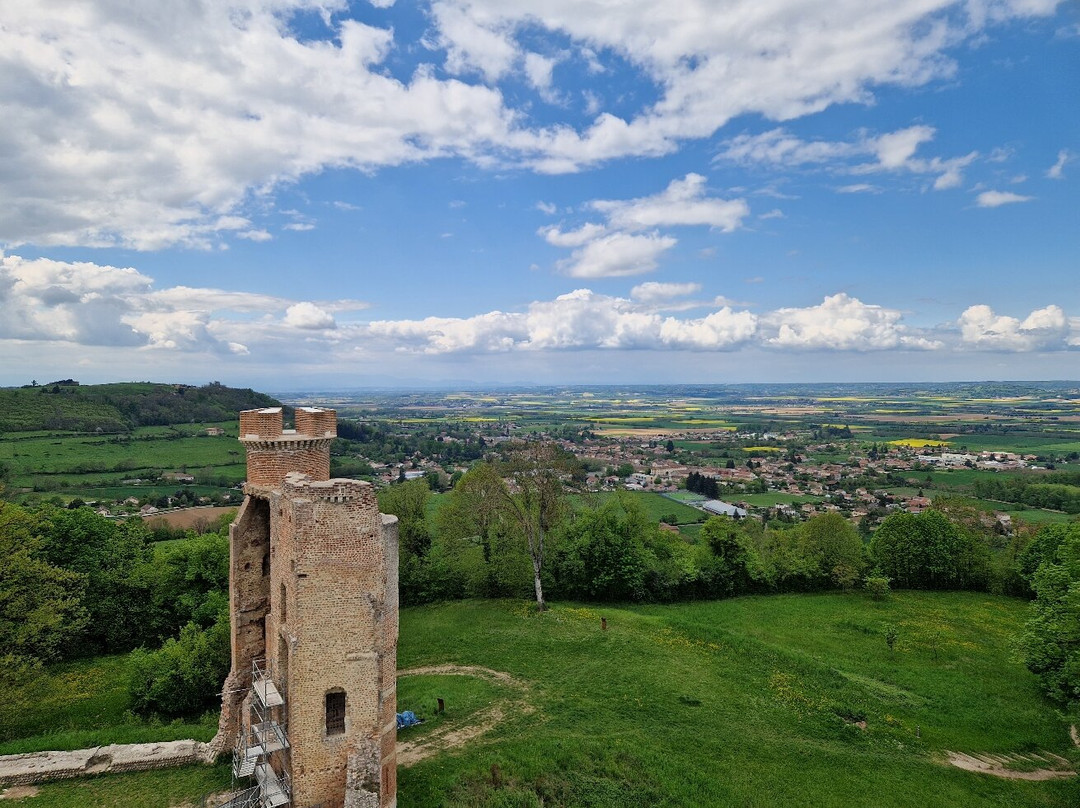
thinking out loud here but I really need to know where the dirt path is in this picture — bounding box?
[395,665,533,768]
[946,751,1076,781]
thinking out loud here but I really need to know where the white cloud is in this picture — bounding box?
[284,302,337,330]
[237,229,274,242]
[535,201,558,215]
[759,209,785,220]
[836,184,881,194]
[718,125,977,190]
[0,0,1061,249]
[368,288,756,353]
[0,1,520,248]
[872,126,935,169]
[541,173,746,277]
[957,304,1070,350]
[658,309,758,349]
[524,52,557,91]
[976,190,1034,207]
[591,174,749,232]
[7,251,1077,364]
[558,232,677,278]
[761,293,939,351]
[718,129,855,166]
[630,281,702,302]
[539,222,607,248]
[1046,149,1071,179]
[0,252,356,352]
[283,223,316,231]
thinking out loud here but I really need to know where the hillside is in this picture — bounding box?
[5,592,1077,807]
[0,381,280,433]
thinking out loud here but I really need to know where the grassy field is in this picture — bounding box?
[740,492,824,507]
[4,596,1079,806]
[392,593,1079,807]
[0,655,218,756]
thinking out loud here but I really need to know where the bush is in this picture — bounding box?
[128,612,230,718]
[864,575,891,600]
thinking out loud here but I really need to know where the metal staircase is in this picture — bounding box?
[228,659,292,808]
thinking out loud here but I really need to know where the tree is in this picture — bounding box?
[1020,523,1080,705]
[497,442,574,611]
[377,478,432,557]
[128,609,230,718]
[869,509,987,590]
[35,506,155,652]
[0,501,88,666]
[698,516,764,598]
[552,495,650,602]
[801,513,866,589]
[666,440,675,453]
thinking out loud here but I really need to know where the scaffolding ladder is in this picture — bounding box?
[230,659,292,808]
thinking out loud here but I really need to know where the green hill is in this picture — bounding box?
[0,381,280,433]
[5,592,1077,807]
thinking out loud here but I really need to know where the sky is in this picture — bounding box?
[0,0,1078,390]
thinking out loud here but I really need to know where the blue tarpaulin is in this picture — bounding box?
[396,710,422,729]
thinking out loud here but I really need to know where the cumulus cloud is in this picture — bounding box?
[539,222,607,248]
[557,232,677,278]
[0,252,359,353]
[284,302,337,330]
[367,288,756,353]
[0,0,1062,247]
[591,174,749,232]
[976,190,1034,207]
[957,304,1070,350]
[717,126,978,190]
[761,293,940,351]
[0,1,519,248]
[7,251,1078,363]
[542,173,746,277]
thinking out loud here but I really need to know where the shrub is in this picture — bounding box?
[128,612,230,718]
[864,575,891,600]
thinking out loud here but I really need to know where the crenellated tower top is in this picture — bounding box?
[239,406,337,489]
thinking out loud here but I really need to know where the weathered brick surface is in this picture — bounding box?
[217,408,399,808]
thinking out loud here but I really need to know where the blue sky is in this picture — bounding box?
[0,0,1077,388]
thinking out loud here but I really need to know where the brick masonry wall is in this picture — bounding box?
[222,408,399,808]
[267,476,399,808]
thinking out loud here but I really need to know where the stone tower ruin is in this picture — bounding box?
[216,407,399,808]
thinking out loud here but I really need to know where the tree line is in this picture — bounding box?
[5,440,1080,720]
[0,500,230,719]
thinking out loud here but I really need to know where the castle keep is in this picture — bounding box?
[217,407,399,808]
